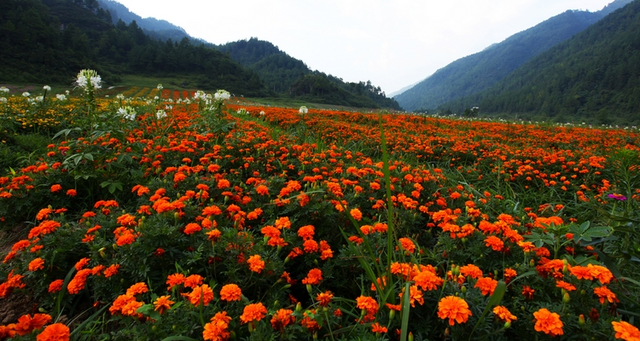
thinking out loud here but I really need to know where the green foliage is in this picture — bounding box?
[217,38,402,109]
[0,0,268,96]
[441,0,640,124]
[395,6,615,112]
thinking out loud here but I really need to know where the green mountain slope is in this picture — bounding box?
[96,0,192,42]
[0,0,268,96]
[217,38,401,109]
[443,0,640,124]
[395,0,633,112]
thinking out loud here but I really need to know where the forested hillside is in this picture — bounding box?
[218,38,402,109]
[96,0,192,42]
[442,0,640,124]
[395,0,633,112]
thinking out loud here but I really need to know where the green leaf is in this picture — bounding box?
[400,283,411,341]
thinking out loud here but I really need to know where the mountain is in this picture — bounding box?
[217,38,402,109]
[0,0,268,96]
[96,0,191,42]
[395,0,633,112]
[440,0,640,124]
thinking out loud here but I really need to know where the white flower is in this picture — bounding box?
[0,86,9,93]
[214,90,230,101]
[118,106,136,121]
[76,69,101,89]
[43,85,51,91]
[299,106,308,114]
[238,108,248,115]
[193,90,206,101]
[156,109,167,119]
[22,92,30,97]
[259,111,265,116]
[154,96,159,100]
[76,75,88,88]
[0,98,7,104]
[35,96,44,102]
[90,75,101,89]
[116,94,125,100]
[157,84,163,90]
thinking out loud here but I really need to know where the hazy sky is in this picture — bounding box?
[114,0,614,95]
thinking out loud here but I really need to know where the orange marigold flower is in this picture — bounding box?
[256,185,269,196]
[350,208,363,221]
[186,284,214,306]
[28,258,45,272]
[207,229,222,241]
[270,308,295,331]
[398,237,416,254]
[36,208,52,221]
[126,282,148,296]
[219,284,242,302]
[316,291,334,307]
[203,311,232,341]
[184,223,202,235]
[355,296,379,316]
[48,279,64,293]
[14,313,52,336]
[184,274,204,289]
[484,235,504,252]
[612,321,640,341]
[297,225,315,240]
[217,179,231,189]
[475,277,498,296]
[594,286,619,305]
[202,205,222,216]
[240,302,268,324]
[74,257,90,271]
[67,269,92,294]
[522,285,535,300]
[36,322,69,341]
[50,184,62,193]
[437,296,472,326]
[166,273,186,290]
[556,280,576,292]
[493,306,517,323]
[371,322,388,334]
[504,268,517,283]
[303,239,319,253]
[103,264,119,278]
[66,189,77,197]
[302,268,323,285]
[413,268,443,291]
[460,264,483,279]
[247,254,265,273]
[533,308,563,336]
[154,295,175,314]
[399,285,424,307]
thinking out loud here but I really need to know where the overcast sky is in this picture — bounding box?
[114,0,614,95]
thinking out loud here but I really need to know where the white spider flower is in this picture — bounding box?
[299,106,308,114]
[156,109,167,119]
[43,85,51,91]
[22,92,30,97]
[214,90,230,101]
[193,90,206,101]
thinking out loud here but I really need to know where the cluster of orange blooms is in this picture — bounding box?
[0,91,639,340]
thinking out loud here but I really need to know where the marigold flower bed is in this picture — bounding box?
[1,86,639,340]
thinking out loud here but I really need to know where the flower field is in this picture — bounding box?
[1,77,640,340]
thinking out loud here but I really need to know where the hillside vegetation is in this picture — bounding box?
[442,0,640,124]
[395,0,633,114]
